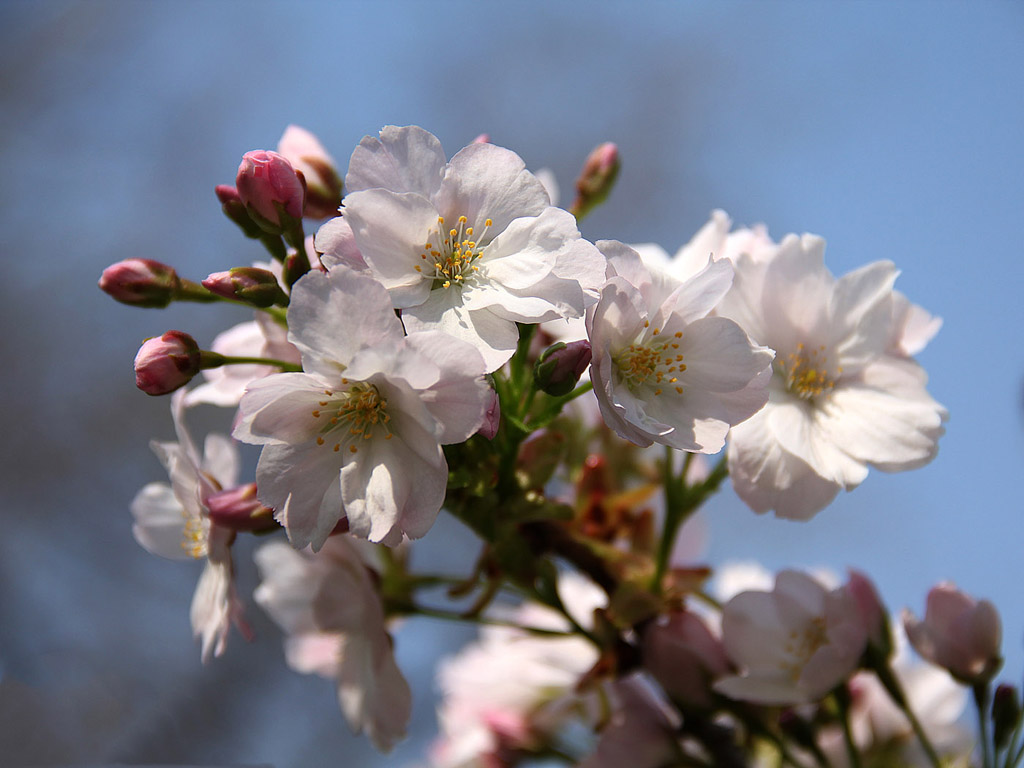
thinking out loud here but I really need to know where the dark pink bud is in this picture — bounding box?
[534,339,592,396]
[134,330,201,396]
[202,267,287,308]
[642,611,730,710]
[206,484,276,532]
[99,258,180,308]
[847,569,890,655]
[477,387,500,440]
[571,142,620,218]
[235,150,305,232]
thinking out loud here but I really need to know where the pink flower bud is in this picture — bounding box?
[472,133,491,144]
[903,583,1003,684]
[215,184,263,238]
[202,267,287,308]
[99,258,180,308]
[477,387,501,440]
[206,483,276,532]
[235,150,305,232]
[571,142,620,218]
[134,330,201,396]
[276,125,342,219]
[534,340,592,396]
[847,569,890,654]
[643,611,730,710]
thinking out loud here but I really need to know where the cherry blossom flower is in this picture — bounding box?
[130,391,249,662]
[903,583,1002,684]
[254,536,410,752]
[587,240,774,453]
[276,124,342,219]
[716,233,947,519]
[630,209,733,283]
[714,570,868,705]
[338,125,606,371]
[234,266,490,549]
[642,610,731,710]
[578,676,683,768]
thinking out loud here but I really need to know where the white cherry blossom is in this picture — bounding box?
[254,536,410,752]
[130,390,248,662]
[716,233,947,519]
[587,240,774,453]
[234,266,490,549]
[338,125,606,371]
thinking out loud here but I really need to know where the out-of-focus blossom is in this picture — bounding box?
[715,570,868,705]
[234,266,490,549]
[99,258,180,307]
[236,150,305,232]
[578,676,682,768]
[642,610,730,710]
[130,391,249,662]
[631,209,733,284]
[254,536,410,752]
[429,574,605,767]
[277,124,342,219]
[903,583,1002,683]
[341,125,606,371]
[587,240,773,453]
[134,330,201,395]
[571,142,619,219]
[847,569,889,653]
[716,234,947,519]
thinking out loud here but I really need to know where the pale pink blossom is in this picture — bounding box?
[340,125,606,371]
[578,676,682,768]
[715,570,868,705]
[234,266,490,549]
[903,583,1002,683]
[587,240,773,453]
[130,391,249,662]
[630,209,733,283]
[254,536,411,752]
[716,234,947,519]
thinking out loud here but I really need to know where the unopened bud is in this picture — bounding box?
[134,331,201,395]
[277,125,342,219]
[847,569,891,658]
[571,142,620,219]
[236,150,305,234]
[993,684,1021,751]
[477,387,501,440]
[534,339,592,396]
[99,259,180,308]
[215,184,264,239]
[472,133,491,144]
[282,246,312,288]
[206,483,276,532]
[202,267,288,308]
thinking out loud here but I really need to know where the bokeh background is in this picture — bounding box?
[2,1,1022,766]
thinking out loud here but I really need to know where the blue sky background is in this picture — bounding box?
[2,1,1023,766]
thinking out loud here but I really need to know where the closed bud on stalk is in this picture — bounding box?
[134,331,201,395]
[476,386,501,440]
[992,684,1021,751]
[534,340,592,396]
[99,258,181,308]
[277,125,342,219]
[206,483,276,532]
[847,569,892,659]
[215,184,264,239]
[903,583,1003,684]
[235,150,305,234]
[202,267,288,308]
[571,142,619,219]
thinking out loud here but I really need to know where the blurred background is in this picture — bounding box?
[2,1,1022,765]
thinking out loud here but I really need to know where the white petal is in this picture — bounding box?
[345,125,446,197]
[190,558,236,663]
[314,216,367,272]
[201,433,239,490]
[234,373,330,446]
[130,483,192,560]
[403,331,489,443]
[403,292,520,373]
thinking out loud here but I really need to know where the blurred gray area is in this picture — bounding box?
[2,1,1023,766]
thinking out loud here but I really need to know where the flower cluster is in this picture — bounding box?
[104,125,1020,768]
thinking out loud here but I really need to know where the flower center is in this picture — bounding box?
[310,380,392,454]
[780,617,829,681]
[181,514,209,559]
[614,324,686,396]
[778,343,840,400]
[417,214,492,289]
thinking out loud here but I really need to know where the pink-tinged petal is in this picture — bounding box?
[284,633,342,678]
[434,142,549,235]
[890,290,942,356]
[253,541,321,635]
[674,316,773,393]
[190,558,238,663]
[655,258,733,326]
[668,209,732,282]
[255,441,345,551]
[774,570,828,626]
[728,410,842,520]
[201,433,239,491]
[767,398,869,488]
[478,207,581,290]
[341,189,439,305]
[345,125,446,197]
[403,293,520,373]
[828,260,899,369]
[131,483,193,560]
[234,373,329,445]
[336,631,412,753]
[629,242,673,278]
[185,320,273,408]
[314,216,368,272]
[403,331,489,443]
[761,234,833,342]
[287,267,405,371]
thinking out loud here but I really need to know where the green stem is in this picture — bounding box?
[394,602,576,637]
[978,682,994,768]
[208,354,302,371]
[175,278,219,302]
[873,661,943,768]
[651,445,685,592]
[834,688,863,768]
